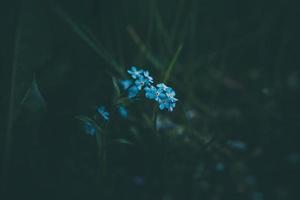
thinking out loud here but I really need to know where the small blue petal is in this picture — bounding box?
[118,106,128,118]
[156,83,168,90]
[128,85,139,98]
[97,106,110,120]
[119,79,133,90]
[144,86,157,100]
[127,66,143,79]
[135,78,145,90]
[159,103,165,110]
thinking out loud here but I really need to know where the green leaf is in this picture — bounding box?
[116,97,133,107]
[21,77,46,113]
[113,138,133,145]
[112,76,121,99]
[75,115,102,132]
[127,26,163,69]
[2,0,53,187]
[162,44,183,83]
[53,5,121,71]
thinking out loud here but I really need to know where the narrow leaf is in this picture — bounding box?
[21,77,46,113]
[112,76,121,98]
[163,44,183,83]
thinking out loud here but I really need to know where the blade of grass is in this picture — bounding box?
[1,2,23,194]
[162,44,183,83]
[127,25,163,69]
[53,5,121,72]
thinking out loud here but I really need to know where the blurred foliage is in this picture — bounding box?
[0,0,299,199]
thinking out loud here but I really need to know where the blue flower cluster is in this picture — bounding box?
[126,66,178,111]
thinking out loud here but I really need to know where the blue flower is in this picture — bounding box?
[134,73,153,90]
[84,121,96,136]
[158,99,176,111]
[143,70,154,84]
[128,85,139,98]
[226,140,247,152]
[156,83,168,91]
[135,78,146,90]
[118,106,128,118]
[144,86,157,100]
[97,106,110,120]
[119,79,133,90]
[165,87,177,99]
[132,176,145,186]
[154,84,178,111]
[127,66,143,79]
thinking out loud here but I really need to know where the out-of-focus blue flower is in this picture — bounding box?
[118,106,128,118]
[128,85,139,98]
[127,66,143,79]
[215,162,225,172]
[119,79,133,90]
[226,140,247,151]
[97,106,110,120]
[252,192,264,200]
[185,109,197,119]
[156,115,176,130]
[84,121,96,136]
[245,175,257,186]
[132,176,145,186]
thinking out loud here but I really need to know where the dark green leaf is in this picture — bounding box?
[21,77,46,113]
[113,138,133,145]
[112,76,121,99]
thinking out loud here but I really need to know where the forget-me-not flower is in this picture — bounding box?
[134,71,153,90]
[97,106,110,120]
[143,71,153,83]
[156,83,168,91]
[127,66,143,79]
[153,83,178,111]
[158,98,176,111]
[145,86,157,100]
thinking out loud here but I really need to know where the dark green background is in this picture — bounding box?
[0,0,299,199]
